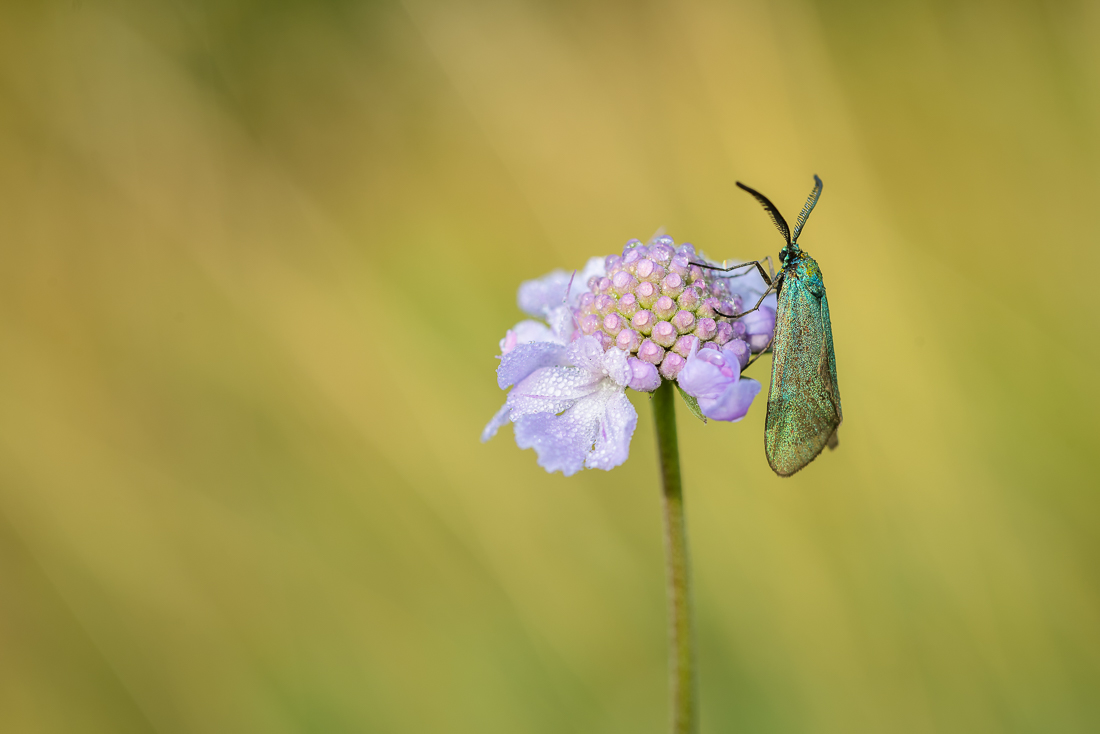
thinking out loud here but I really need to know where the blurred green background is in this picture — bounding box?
[1,1,1098,732]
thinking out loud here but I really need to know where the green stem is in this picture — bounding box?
[652,381,696,734]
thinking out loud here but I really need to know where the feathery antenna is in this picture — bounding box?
[792,175,823,243]
[736,181,791,247]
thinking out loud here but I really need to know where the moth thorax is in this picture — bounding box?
[779,244,800,268]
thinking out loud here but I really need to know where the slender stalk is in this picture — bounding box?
[651,381,696,734]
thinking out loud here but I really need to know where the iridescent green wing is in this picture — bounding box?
[819,289,842,439]
[764,274,842,476]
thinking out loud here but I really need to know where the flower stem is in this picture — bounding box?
[652,380,696,734]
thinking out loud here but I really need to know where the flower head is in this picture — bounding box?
[484,236,775,474]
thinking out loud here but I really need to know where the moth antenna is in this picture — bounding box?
[736,181,791,247]
[792,175,823,243]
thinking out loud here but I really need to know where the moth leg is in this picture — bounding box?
[691,259,773,286]
[713,280,777,319]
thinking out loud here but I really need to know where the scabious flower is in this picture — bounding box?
[483,236,776,475]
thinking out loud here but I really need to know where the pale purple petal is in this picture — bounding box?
[507,365,601,419]
[677,340,761,422]
[700,376,761,421]
[481,402,511,442]
[565,335,606,374]
[545,304,576,343]
[497,341,569,389]
[500,320,557,354]
[513,412,587,476]
[600,347,632,387]
[585,389,637,470]
[518,270,573,318]
[743,302,776,352]
[512,378,637,475]
[627,358,661,392]
[517,258,606,318]
[721,339,751,370]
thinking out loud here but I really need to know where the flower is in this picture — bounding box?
[483,236,776,474]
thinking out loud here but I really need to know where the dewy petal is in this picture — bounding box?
[505,335,637,475]
[481,402,512,443]
[507,364,601,419]
[565,335,606,375]
[517,257,607,318]
[545,304,576,343]
[497,341,569,389]
[513,412,588,476]
[584,387,637,470]
[512,377,637,475]
[500,320,557,355]
[600,347,632,387]
[518,270,573,318]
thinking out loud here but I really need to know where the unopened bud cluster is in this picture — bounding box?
[575,236,755,380]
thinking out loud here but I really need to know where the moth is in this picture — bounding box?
[699,176,841,476]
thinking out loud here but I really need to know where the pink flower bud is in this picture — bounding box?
[605,254,623,272]
[673,334,696,358]
[611,270,637,296]
[714,320,734,345]
[659,352,687,379]
[622,240,645,259]
[631,310,656,335]
[672,310,696,334]
[616,328,642,353]
[650,241,674,263]
[594,294,616,315]
[602,312,625,337]
[653,296,677,320]
[635,281,659,308]
[676,243,696,259]
[677,287,701,312]
[580,314,601,336]
[638,339,665,365]
[688,264,704,282]
[697,297,722,319]
[652,321,677,348]
[669,255,690,277]
[694,317,717,341]
[636,258,666,283]
[598,276,613,294]
[661,272,685,299]
[587,276,601,293]
[617,292,639,317]
[628,358,661,392]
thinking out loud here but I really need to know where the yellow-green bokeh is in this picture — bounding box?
[1,1,1097,732]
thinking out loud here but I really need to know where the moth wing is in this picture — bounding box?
[765,285,842,476]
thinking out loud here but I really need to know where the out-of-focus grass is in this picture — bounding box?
[0,1,1097,732]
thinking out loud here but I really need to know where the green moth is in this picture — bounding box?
[710,176,841,476]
